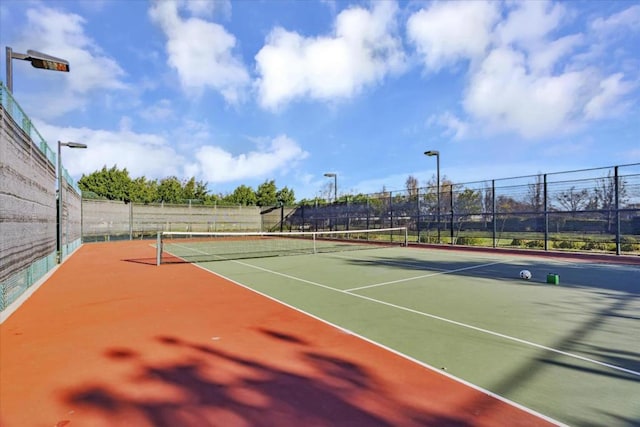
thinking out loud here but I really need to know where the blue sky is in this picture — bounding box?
[1,0,639,200]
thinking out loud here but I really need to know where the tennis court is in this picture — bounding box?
[1,233,638,426]
[160,230,640,426]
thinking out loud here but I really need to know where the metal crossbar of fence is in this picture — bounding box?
[286,164,640,255]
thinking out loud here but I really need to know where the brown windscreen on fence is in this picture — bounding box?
[0,102,57,310]
[61,179,82,257]
[82,200,263,241]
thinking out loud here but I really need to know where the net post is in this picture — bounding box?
[404,227,408,247]
[156,232,162,266]
[313,232,317,254]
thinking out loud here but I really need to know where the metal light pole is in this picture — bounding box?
[324,173,337,203]
[6,47,70,93]
[58,141,87,263]
[424,151,440,243]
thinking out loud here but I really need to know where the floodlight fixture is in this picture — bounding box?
[5,47,70,92]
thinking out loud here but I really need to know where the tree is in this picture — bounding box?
[452,188,482,238]
[131,177,158,204]
[78,165,132,202]
[556,186,589,212]
[276,186,296,205]
[481,182,493,225]
[527,174,544,212]
[256,180,278,206]
[405,175,419,197]
[157,176,183,204]
[455,188,482,215]
[319,181,334,202]
[588,171,629,232]
[182,177,208,202]
[224,185,257,206]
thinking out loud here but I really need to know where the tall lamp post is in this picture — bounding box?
[324,173,337,203]
[424,150,440,243]
[58,141,87,263]
[6,47,70,93]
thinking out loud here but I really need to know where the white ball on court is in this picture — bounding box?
[519,270,532,280]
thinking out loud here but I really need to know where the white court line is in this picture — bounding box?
[346,260,512,292]
[168,243,640,378]
[227,257,640,379]
[188,261,568,427]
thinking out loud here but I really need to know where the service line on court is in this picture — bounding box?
[345,260,513,292]
[224,256,640,379]
[167,243,640,378]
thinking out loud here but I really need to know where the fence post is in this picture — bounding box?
[129,202,133,240]
[389,191,393,228]
[156,232,162,266]
[366,197,370,230]
[450,185,454,244]
[615,166,620,255]
[280,204,284,232]
[544,174,548,251]
[416,187,421,243]
[492,180,496,248]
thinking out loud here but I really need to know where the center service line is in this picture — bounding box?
[223,256,640,379]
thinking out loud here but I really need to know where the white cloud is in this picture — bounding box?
[528,34,583,74]
[149,0,249,104]
[410,1,637,140]
[255,1,405,110]
[189,135,309,183]
[23,7,126,94]
[182,0,231,19]
[584,73,634,120]
[139,99,174,121]
[428,112,469,140]
[591,4,640,34]
[406,1,499,72]
[495,1,566,48]
[36,120,308,186]
[15,6,126,117]
[36,121,183,179]
[464,47,586,138]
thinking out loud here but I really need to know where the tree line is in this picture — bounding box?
[78,166,296,206]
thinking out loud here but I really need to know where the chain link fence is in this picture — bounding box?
[285,164,640,255]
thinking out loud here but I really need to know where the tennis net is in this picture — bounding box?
[156,227,408,265]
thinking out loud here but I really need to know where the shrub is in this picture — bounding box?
[525,240,544,248]
[419,234,439,244]
[511,238,525,247]
[456,236,482,246]
[618,237,638,252]
[554,240,580,249]
[582,240,608,251]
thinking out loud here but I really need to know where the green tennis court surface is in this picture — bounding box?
[164,242,640,427]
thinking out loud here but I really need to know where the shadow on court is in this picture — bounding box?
[339,253,640,294]
[333,252,640,426]
[62,333,470,427]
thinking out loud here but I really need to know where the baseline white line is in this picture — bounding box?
[187,261,568,427]
[225,257,640,379]
[346,260,512,292]
[167,243,640,377]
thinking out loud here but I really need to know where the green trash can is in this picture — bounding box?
[546,273,560,285]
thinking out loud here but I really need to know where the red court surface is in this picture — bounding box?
[0,241,557,426]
